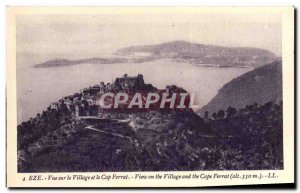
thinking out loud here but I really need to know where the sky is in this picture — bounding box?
[16,13,282,64]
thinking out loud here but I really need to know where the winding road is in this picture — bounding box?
[85,125,132,141]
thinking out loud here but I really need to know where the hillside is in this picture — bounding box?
[18,101,283,172]
[115,40,278,67]
[198,60,282,115]
[17,74,283,172]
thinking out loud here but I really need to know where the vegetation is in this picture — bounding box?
[203,101,283,170]
[199,60,282,115]
[17,100,283,172]
[17,103,73,149]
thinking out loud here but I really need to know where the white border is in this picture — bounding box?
[0,0,298,192]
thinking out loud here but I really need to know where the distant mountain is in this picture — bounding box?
[33,56,158,68]
[198,60,282,115]
[33,58,129,68]
[115,40,278,67]
[33,41,278,68]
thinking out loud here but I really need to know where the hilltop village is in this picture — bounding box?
[18,61,283,172]
[48,74,190,118]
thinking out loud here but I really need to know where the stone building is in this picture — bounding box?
[114,74,145,90]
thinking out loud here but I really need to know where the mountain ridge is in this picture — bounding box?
[33,40,278,68]
[115,40,278,67]
[198,60,282,116]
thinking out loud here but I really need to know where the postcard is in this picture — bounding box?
[6,7,294,187]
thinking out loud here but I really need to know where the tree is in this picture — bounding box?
[212,113,217,120]
[204,111,209,120]
[226,106,237,118]
[253,102,258,109]
[217,110,225,120]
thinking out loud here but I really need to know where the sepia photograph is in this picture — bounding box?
[6,7,295,187]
